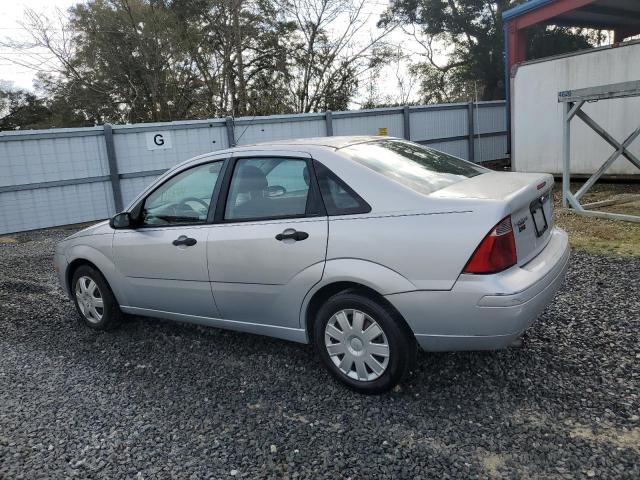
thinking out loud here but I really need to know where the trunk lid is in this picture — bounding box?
[431,172,554,266]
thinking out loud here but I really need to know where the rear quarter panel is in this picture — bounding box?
[326,209,500,291]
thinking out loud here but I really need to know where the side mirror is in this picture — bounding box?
[109,212,132,229]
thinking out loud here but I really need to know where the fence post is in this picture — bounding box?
[467,102,475,162]
[325,111,334,136]
[103,124,123,212]
[562,102,571,208]
[403,106,411,140]
[225,117,236,147]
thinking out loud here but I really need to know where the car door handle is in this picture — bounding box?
[172,235,197,247]
[275,230,309,242]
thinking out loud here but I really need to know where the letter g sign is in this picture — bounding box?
[146,131,173,150]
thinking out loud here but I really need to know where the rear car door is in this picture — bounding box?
[112,159,225,318]
[206,151,328,330]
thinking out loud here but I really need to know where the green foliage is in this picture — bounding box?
[2,0,371,129]
[0,0,604,128]
[0,84,51,130]
[383,0,600,103]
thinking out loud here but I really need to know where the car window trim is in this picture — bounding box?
[313,160,372,216]
[126,158,229,230]
[214,154,326,225]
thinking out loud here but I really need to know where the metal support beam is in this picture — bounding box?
[562,102,572,208]
[0,176,111,193]
[103,124,123,212]
[511,0,596,30]
[325,111,334,136]
[574,126,640,201]
[567,100,585,121]
[558,81,640,222]
[403,106,410,140]
[467,102,475,163]
[583,194,640,210]
[559,80,640,103]
[225,117,235,147]
[565,191,584,211]
[569,209,640,224]
[575,110,640,170]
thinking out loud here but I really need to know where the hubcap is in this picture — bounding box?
[324,309,390,382]
[75,276,104,324]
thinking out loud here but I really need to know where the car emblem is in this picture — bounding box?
[516,217,527,232]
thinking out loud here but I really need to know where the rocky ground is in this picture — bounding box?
[0,227,638,479]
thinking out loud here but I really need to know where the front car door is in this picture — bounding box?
[113,158,225,318]
[206,151,328,334]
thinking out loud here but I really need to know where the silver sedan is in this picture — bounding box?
[55,136,570,393]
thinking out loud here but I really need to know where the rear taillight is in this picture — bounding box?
[463,216,517,274]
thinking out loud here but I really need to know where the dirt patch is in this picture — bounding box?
[569,424,640,452]
[554,183,640,257]
[0,236,18,244]
[477,449,507,479]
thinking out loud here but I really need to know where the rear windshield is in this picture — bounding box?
[340,139,488,195]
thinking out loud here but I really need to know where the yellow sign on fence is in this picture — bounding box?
[377,127,388,136]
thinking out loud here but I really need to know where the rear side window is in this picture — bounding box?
[339,139,488,196]
[314,161,370,216]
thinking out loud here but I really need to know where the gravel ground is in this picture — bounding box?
[1,227,639,479]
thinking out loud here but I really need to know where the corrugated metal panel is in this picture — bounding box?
[234,119,326,145]
[0,125,104,141]
[475,106,506,134]
[513,41,640,175]
[410,108,468,141]
[120,175,161,207]
[0,182,114,234]
[474,135,508,162]
[0,102,507,233]
[112,125,226,174]
[333,113,404,137]
[0,132,108,187]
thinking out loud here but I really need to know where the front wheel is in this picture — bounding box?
[71,265,123,330]
[313,291,416,394]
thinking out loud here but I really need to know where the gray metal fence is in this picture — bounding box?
[0,101,506,234]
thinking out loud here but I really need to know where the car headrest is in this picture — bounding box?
[235,165,268,194]
[303,166,310,187]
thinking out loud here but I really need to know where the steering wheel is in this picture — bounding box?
[179,196,209,212]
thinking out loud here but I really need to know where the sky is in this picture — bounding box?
[0,0,423,106]
[0,0,77,89]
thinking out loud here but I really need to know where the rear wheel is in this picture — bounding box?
[71,265,122,330]
[313,291,416,394]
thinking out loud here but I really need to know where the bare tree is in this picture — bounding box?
[0,8,76,85]
[356,47,417,108]
[282,0,395,112]
[0,0,399,126]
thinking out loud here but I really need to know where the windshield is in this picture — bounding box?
[340,139,488,195]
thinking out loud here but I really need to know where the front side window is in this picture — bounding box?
[224,157,310,221]
[142,162,222,226]
[340,139,488,196]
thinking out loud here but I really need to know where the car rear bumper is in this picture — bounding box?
[385,227,570,351]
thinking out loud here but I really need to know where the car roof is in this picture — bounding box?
[246,135,392,150]
[178,135,397,171]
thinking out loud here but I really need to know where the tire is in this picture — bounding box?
[313,290,416,394]
[71,265,123,331]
